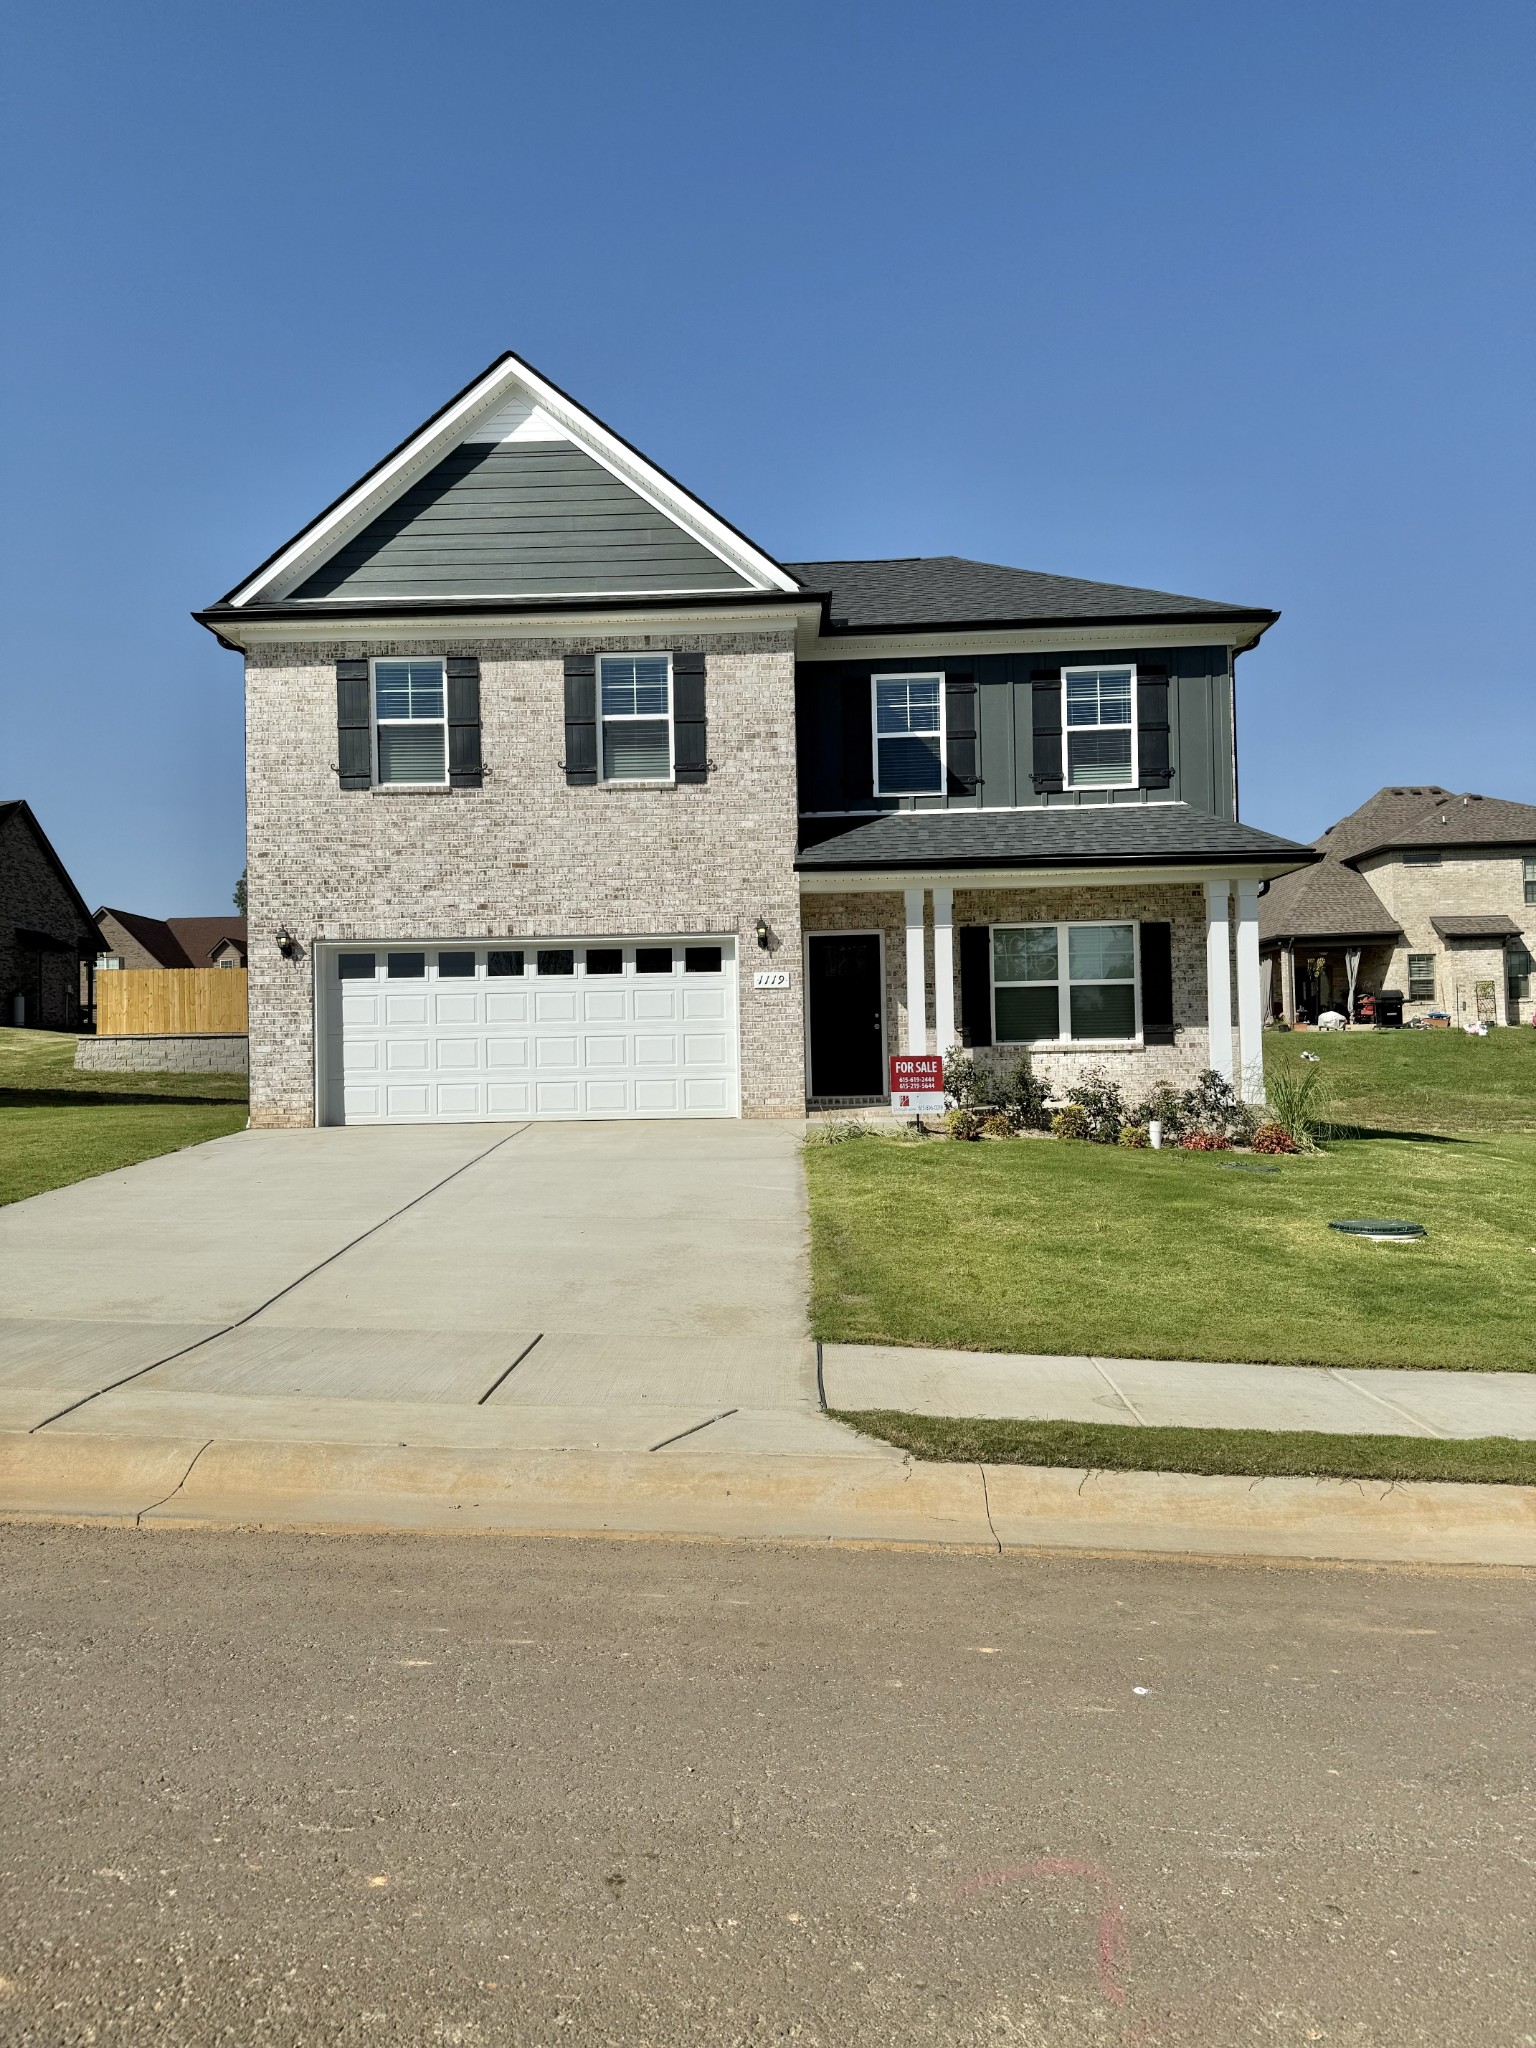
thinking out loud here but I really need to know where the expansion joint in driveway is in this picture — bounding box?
[29,1124,531,1433]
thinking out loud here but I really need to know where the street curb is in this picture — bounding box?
[3,1429,1534,1564]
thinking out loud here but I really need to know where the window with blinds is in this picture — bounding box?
[600,656,673,781]
[374,659,447,785]
[1063,667,1135,788]
[991,922,1139,1042]
[873,675,944,795]
[1407,953,1436,1001]
[1524,855,1536,905]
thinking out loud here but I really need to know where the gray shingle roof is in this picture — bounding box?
[1430,913,1522,938]
[795,805,1314,874]
[1257,859,1400,945]
[782,556,1274,632]
[1344,790,1536,861]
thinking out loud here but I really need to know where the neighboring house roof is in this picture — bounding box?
[1430,913,1522,939]
[1257,859,1401,947]
[1,800,100,937]
[1343,790,1536,863]
[781,557,1275,634]
[795,804,1314,874]
[194,352,1276,646]
[1311,785,1454,864]
[95,909,247,968]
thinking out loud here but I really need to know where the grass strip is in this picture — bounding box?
[832,1409,1536,1486]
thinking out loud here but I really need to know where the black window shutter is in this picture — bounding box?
[840,675,874,803]
[336,659,371,789]
[672,651,708,783]
[958,926,993,1047]
[1140,921,1175,1043]
[562,655,597,785]
[945,672,978,796]
[1030,670,1063,793]
[446,657,483,788]
[1137,667,1172,788]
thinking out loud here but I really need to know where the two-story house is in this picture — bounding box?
[1260,786,1536,1026]
[195,351,1315,1129]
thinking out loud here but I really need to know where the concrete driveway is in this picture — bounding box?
[0,1121,844,1456]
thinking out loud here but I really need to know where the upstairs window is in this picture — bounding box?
[601,656,672,781]
[1064,667,1135,788]
[1402,848,1441,866]
[1524,855,1536,904]
[374,659,446,785]
[873,674,944,795]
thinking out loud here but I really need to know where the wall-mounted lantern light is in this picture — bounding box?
[755,919,772,951]
[275,928,299,958]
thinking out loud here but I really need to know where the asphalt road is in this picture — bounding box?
[1,1528,1532,2047]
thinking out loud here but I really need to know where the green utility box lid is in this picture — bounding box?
[1328,1219,1426,1240]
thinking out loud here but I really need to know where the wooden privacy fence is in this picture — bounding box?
[96,968,248,1036]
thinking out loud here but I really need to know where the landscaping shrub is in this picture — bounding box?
[942,1048,984,1110]
[1066,1068,1128,1143]
[994,1050,1051,1131]
[1132,1079,1189,1138]
[1265,1060,1340,1148]
[1181,1068,1259,1144]
[807,1117,877,1146]
[946,1107,984,1141]
[979,1111,1014,1139]
[1179,1130,1230,1151]
[1050,1104,1091,1141]
[1250,1122,1300,1154]
[1117,1124,1150,1148]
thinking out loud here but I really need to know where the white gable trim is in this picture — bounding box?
[226,351,798,608]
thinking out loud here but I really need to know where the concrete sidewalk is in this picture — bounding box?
[822,1345,1536,1440]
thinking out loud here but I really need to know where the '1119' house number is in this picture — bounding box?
[753,970,791,989]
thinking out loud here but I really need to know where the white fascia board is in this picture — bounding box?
[793,619,1265,661]
[212,600,820,651]
[230,352,797,609]
[798,860,1306,893]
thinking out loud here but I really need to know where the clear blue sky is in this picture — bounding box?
[4,0,1531,914]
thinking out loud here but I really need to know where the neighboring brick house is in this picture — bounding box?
[0,801,100,1030]
[195,350,1315,1129]
[1260,787,1536,1025]
[94,909,248,971]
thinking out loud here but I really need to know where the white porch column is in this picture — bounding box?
[932,886,955,1056]
[903,888,927,1054]
[1235,878,1264,1102]
[1204,878,1235,1088]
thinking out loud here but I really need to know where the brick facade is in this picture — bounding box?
[1361,850,1536,1025]
[244,631,805,1126]
[0,806,94,1031]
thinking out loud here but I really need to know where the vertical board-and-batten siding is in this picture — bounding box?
[291,442,753,601]
[795,647,1235,819]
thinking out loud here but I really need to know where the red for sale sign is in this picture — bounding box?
[889,1054,946,1115]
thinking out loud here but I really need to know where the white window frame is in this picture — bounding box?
[1406,952,1437,1002]
[871,672,946,798]
[599,653,675,786]
[1523,854,1536,905]
[371,656,448,788]
[990,918,1142,1046]
[1062,665,1138,792]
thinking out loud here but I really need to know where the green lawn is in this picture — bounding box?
[808,1034,1536,1372]
[0,1028,248,1207]
[832,1412,1536,1485]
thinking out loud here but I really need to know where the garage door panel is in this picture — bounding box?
[330,945,738,1124]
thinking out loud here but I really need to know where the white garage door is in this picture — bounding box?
[324,940,738,1124]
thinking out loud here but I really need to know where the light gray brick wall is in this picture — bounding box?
[75,1034,249,1074]
[1361,850,1535,1024]
[802,882,1214,1097]
[244,631,804,1125]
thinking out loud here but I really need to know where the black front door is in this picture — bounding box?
[807,933,885,1098]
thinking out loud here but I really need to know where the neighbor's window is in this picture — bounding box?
[1524,855,1536,905]
[374,659,446,785]
[1407,952,1436,1001]
[873,674,944,795]
[992,923,1138,1042]
[1402,848,1441,867]
[1064,667,1135,788]
[96,955,124,970]
[600,655,672,781]
[1508,944,1533,1003]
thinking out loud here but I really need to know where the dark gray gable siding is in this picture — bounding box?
[796,646,1236,822]
[291,442,753,601]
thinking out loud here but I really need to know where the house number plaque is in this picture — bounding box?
[753,970,791,989]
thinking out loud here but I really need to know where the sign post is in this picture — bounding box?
[889,1053,946,1126]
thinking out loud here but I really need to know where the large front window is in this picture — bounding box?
[601,655,672,781]
[992,922,1138,1042]
[1064,666,1135,788]
[374,658,446,785]
[873,674,944,795]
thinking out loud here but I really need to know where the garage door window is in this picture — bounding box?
[537,949,575,975]
[585,949,622,975]
[388,952,426,978]
[488,950,524,976]
[437,952,476,978]
[636,948,673,974]
[373,659,447,786]
[685,946,723,973]
[338,954,376,979]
